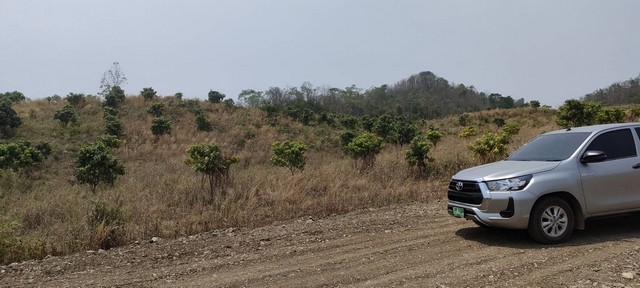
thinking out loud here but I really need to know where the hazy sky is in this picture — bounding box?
[2,1,639,107]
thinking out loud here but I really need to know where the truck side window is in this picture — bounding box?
[586,129,637,160]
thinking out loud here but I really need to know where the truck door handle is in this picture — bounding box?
[633,163,640,169]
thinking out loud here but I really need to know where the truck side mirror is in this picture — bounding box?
[581,150,607,163]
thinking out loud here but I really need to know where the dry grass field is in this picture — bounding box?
[0,95,561,264]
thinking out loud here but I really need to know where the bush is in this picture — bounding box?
[103,86,125,109]
[195,112,212,132]
[53,105,77,126]
[64,93,86,108]
[458,113,470,126]
[556,99,601,128]
[340,131,357,149]
[140,87,157,101]
[151,117,172,137]
[270,140,308,174]
[74,141,125,193]
[0,91,26,104]
[0,141,52,172]
[595,107,626,124]
[468,132,510,163]
[104,114,123,137]
[425,127,443,147]
[147,103,165,117]
[339,115,358,130]
[458,126,477,138]
[492,117,505,128]
[346,133,384,171]
[405,134,432,177]
[185,143,238,200]
[207,90,225,103]
[0,103,22,136]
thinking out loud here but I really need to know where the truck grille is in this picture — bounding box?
[447,180,483,205]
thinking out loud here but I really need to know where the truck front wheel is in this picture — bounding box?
[528,197,574,244]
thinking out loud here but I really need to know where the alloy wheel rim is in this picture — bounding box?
[540,205,568,237]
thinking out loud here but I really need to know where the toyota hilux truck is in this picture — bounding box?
[448,123,640,244]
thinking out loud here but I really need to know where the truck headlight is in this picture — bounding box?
[485,175,532,191]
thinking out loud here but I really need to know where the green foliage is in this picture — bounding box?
[318,112,335,126]
[147,103,165,117]
[458,113,470,126]
[0,103,22,136]
[595,107,626,124]
[64,93,86,108]
[501,122,520,137]
[195,112,213,132]
[340,130,357,149]
[53,105,77,126]
[530,100,541,109]
[0,91,26,104]
[140,87,157,101]
[583,75,640,105]
[339,115,358,130]
[103,106,119,118]
[207,90,225,103]
[458,126,477,138]
[630,105,640,120]
[468,132,511,163]
[238,89,264,107]
[405,134,432,176]
[425,127,443,147]
[492,117,505,128]
[104,86,126,109]
[371,114,417,145]
[74,141,125,193]
[300,108,313,125]
[270,140,308,174]
[97,135,122,149]
[223,98,235,108]
[346,133,384,171]
[0,141,52,172]
[150,117,172,137]
[104,114,123,137]
[184,142,238,199]
[174,92,183,100]
[556,99,601,128]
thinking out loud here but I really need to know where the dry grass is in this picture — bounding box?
[0,97,561,264]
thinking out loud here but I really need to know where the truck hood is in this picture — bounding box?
[453,160,560,181]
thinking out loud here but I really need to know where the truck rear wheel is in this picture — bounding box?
[528,197,574,244]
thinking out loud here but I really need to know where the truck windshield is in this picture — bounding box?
[508,132,591,161]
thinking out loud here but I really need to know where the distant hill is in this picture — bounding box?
[582,75,640,105]
[249,71,533,120]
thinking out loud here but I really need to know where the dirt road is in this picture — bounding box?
[2,199,640,287]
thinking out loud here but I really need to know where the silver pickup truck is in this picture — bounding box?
[448,123,640,244]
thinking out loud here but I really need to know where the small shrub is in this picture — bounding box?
[270,140,308,174]
[346,133,384,171]
[425,127,443,147]
[185,142,238,200]
[65,93,86,108]
[53,105,77,126]
[468,132,511,163]
[147,103,165,117]
[89,201,126,250]
[458,113,470,126]
[405,134,432,177]
[595,107,626,124]
[74,142,125,193]
[151,117,172,137]
[140,87,157,101]
[195,113,212,132]
[207,90,225,103]
[458,126,477,138]
[104,114,123,137]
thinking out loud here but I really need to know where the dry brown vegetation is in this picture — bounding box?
[0,95,561,264]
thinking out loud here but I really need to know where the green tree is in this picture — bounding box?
[556,99,601,128]
[530,100,541,109]
[0,141,52,172]
[64,93,86,108]
[346,133,384,171]
[0,91,26,105]
[492,117,505,128]
[74,142,124,193]
[425,127,443,147]
[270,140,307,175]
[300,108,313,125]
[195,112,212,132]
[140,87,157,101]
[595,107,626,124]
[458,113,470,126]
[501,122,520,137]
[238,89,263,107]
[185,142,238,200]
[0,103,21,137]
[104,86,126,109]
[53,105,77,126]
[459,126,477,138]
[147,103,165,117]
[104,114,124,137]
[340,130,357,149]
[405,135,432,177]
[150,117,172,137]
[208,90,225,103]
[469,132,511,163]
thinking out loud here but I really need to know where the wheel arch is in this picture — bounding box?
[533,192,585,230]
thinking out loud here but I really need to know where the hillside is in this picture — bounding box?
[583,74,640,105]
[0,93,564,264]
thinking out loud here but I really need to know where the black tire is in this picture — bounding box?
[528,197,574,244]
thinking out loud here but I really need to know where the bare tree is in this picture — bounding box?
[99,62,127,97]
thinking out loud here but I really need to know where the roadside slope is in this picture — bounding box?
[2,200,640,287]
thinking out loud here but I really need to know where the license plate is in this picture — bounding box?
[452,206,465,218]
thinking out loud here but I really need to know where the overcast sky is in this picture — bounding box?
[1,1,639,107]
